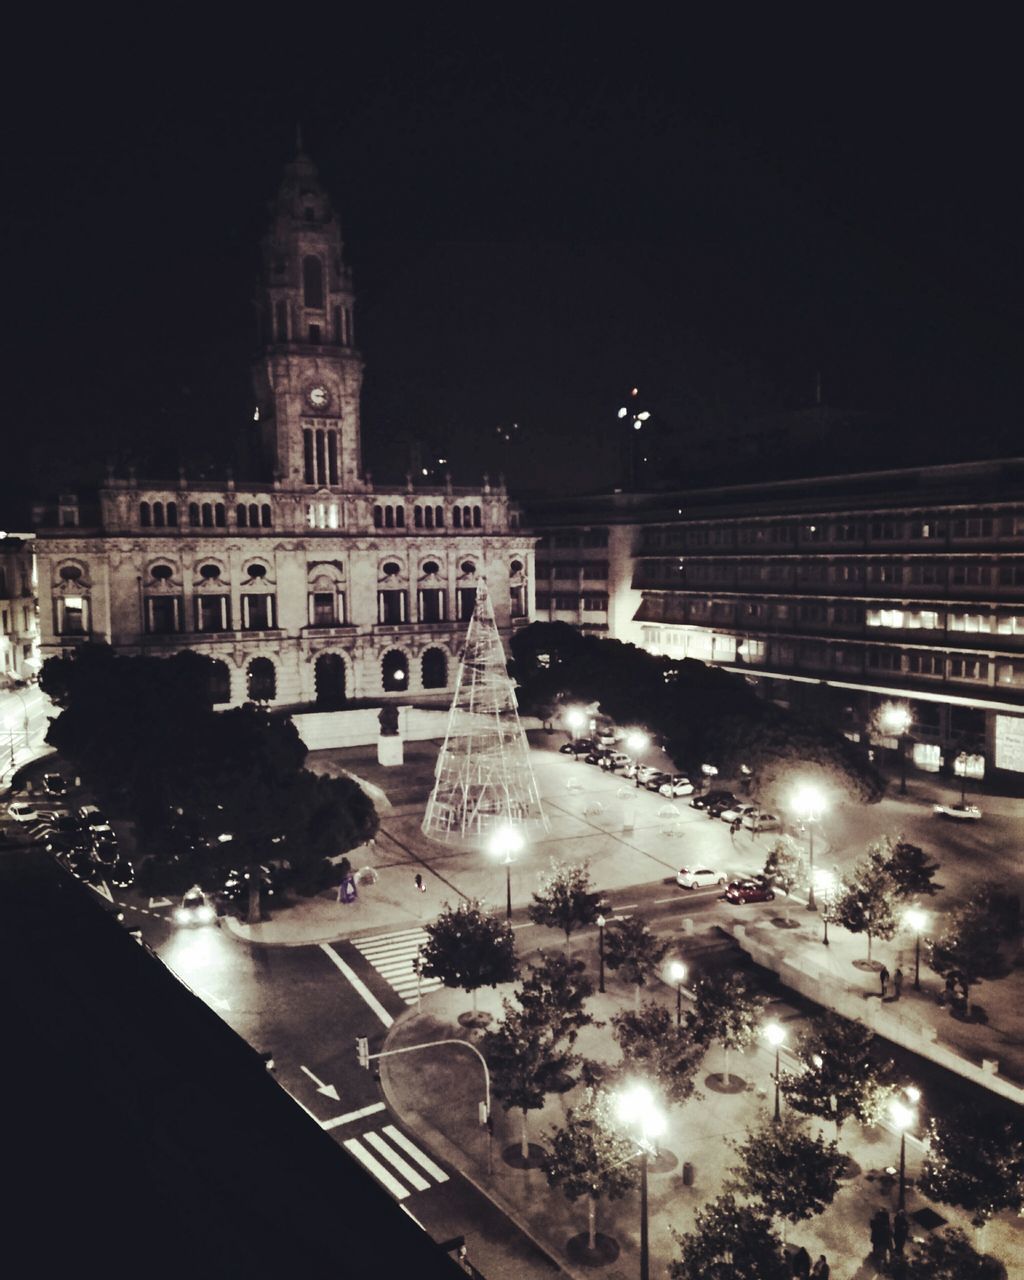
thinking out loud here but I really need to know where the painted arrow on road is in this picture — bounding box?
[149,896,172,909]
[300,1065,340,1101]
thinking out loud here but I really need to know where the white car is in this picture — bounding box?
[174,886,217,926]
[719,803,757,824]
[659,775,695,797]
[743,810,782,833]
[676,865,728,890]
[6,802,40,823]
[933,802,982,821]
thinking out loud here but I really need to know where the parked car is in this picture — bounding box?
[175,886,217,926]
[706,793,740,818]
[78,804,111,828]
[659,775,694,797]
[63,849,101,884]
[583,749,610,766]
[42,773,71,796]
[933,802,982,821]
[600,751,632,772]
[689,789,736,812]
[92,837,119,866]
[721,878,776,904]
[743,810,782,833]
[559,738,595,755]
[110,858,135,888]
[642,770,673,792]
[51,813,86,835]
[719,803,758,824]
[5,801,40,823]
[676,865,728,890]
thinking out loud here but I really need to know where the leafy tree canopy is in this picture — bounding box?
[929,904,1005,993]
[420,899,518,995]
[870,833,941,899]
[690,970,766,1055]
[831,855,899,956]
[904,1226,1003,1280]
[726,1111,845,1225]
[761,836,805,897]
[543,1089,640,1203]
[528,860,603,943]
[483,999,575,1114]
[780,1011,891,1132]
[603,915,669,994]
[611,1001,702,1106]
[919,1104,1024,1226]
[518,951,594,1047]
[669,1193,789,1280]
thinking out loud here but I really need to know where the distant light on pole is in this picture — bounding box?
[881,702,912,795]
[614,1082,665,1280]
[764,1022,786,1122]
[905,908,927,990]
[626,730,648,788]
[597,913,606,993]
[792,783,826,912]
[669,960,687,1027]
[489,824,524,922]
[890,1094,917,1210]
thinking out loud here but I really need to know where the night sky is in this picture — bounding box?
[3,18,1021,524]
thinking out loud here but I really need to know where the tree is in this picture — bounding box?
[726,1112,845,1240]
[780,1011,891,1137]
[483,998,575,1159]
[929,904,1004,1015]
[611,1002,702,1106]
[669,1193,789,1280]
[761,836,804,921]
[603,915,668,1008]
[518,951,594,1052]
[420,900,517,1015]
[918,1104,1024,1242]
[904,1227,1002,1280]
[967,880,1021,941]
[690,970,766,1085]
[543,1089,640,1252]
[528,860,603,949]
[871,834,941,900]
[831,855,899,960]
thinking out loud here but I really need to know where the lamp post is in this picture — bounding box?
[597,914,606,993]
[818,869,836,945]
[669,960,687,1027]
[792,783,826,911]
[764,1022,786,1122]
[881,703,912,795]
[614,1083,665,1280]
[626,730,648,788]
[905,908,927,990]
[890,1090,918,1209]
[489,824,524,922]
[566,707,586,759]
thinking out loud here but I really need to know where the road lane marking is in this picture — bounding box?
[321,1102,386,1131]
[383,1125,449,1182]
[351,929,444,1005]
[364,1131,430,1190]
[320,943,394,1027]
[343,1136,409,1199]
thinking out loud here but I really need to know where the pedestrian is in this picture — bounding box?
[893,967,904,1000]
[876,1209,893,1263]
[730,816,742,837]
[810,1257,830,1280]
[893,1207,909,1256]
[791,1244,811,1277]
[879,964,890,999]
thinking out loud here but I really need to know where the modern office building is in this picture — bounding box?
[530,458,1024,780]
[31,146,531,708]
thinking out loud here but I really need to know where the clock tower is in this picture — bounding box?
[252,144,363,490]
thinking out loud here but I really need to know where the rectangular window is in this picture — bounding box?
[243,594,275,631]
[146,597,179,634]
[909,562,944,585]
[57,596,87,635]
[996,661,1024,687]
[870,520,899,540]
[554,564,578,579]
[831,603,862,624]
[582,562,609,580]
[948,656,989,681]
[868,562,901,584]
[554,533,579,548]
[905,652,943,676]
[554,594,579,610]
[998,564,1024,586]
[419,589,447,623]
[833,521,861,542]
[833,563,863,583]
[275,300,288,341]
[311,592,336,626]
[377,590,407,625]
[866,647,901,670]
[308,323,321,343]
[327,431,339,486]
[582,594,608,612]
[195,596,228,632]
[315,430,326,485]
[535,561,551,578]
[741,638,766,662]
[947,613,995,633]
[303,429,314,483]
[951,563,989,586]
[583,529,609,547]
[997,615,1024,634]
[952,517,993,538]
[909,519,944,539]
[457,587,477,621]
[510,585,526,617]
[535,592,551,609]
[743,602,767,620]
[774,603,791,621]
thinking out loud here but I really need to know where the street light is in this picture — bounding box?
[881,703,912,795]
[597,913,606,993]
[565,707,587,759]
[669,960,687,1027]
[764,1022,786,1122]
[817,869,836,945]
[905,908,927,990]
[626,730,648,788]
[489,824,524,922]
[792,783,826,911]
[890,1091,918,1209]
[614,1082,666,1280]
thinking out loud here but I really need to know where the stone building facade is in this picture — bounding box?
[32,148,531,707]
[0,533,38,686]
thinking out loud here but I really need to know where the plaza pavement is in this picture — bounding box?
[223,738,1024,1279]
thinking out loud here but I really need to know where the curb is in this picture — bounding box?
[377,1003,579,1280]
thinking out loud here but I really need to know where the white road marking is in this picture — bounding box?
[320,943,394,1027]
[343,1136,409,1199]
[149,896,172,908]
[350,930,443,1005]
[321,1101,386,1131]
[364,1131,430,1190]
[88,880,113,902]
[383,1124,449,1182]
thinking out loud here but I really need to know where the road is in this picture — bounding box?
[0,683,54,781]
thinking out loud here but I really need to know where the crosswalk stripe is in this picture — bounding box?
[343,1137,409,1199]
[321,1102,386,1131]
[364,1132,430,1191]
[353,928,439,1005]
[356,926,430,947]
[383,1125,449,1182]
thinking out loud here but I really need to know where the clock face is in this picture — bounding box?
[307,385,330,409]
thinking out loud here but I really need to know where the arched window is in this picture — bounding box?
[237,504,248,527]
[395,506,405,528]
[150,564,173,581]
[462,506,471,527]
[385,506,394,528]
[215,503,226,528]
[189,502,200,526]
[373,505,383,528]
[201,503,213,527]
[303,256,324,308]
[414,506,423,528]
[140,502,151,527]
[167,501,178,527]
[473,505,482,528]
[421,648,447,689]
[381,649,408,693]
[452,506,462,528]
[209,659,231,705]
[153,502,165,527]
[424,506,434,529]
[246,657,276,702]
[315,653,347,708]
[435,506,444,527]
[261,504,272,528]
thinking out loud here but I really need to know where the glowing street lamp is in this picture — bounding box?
[626,730,648,788]
[792,783,826,911]
[881,703,912,795]
[764,1022,786,1122]
[905,908,928,990]
[489,824,524,921]
[597,913,606,993]
[565,707,587,759]
[668,960,687,1027]
[890,1089,919,1209]
[614,1082,666,1280]
[817,868,837,945]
